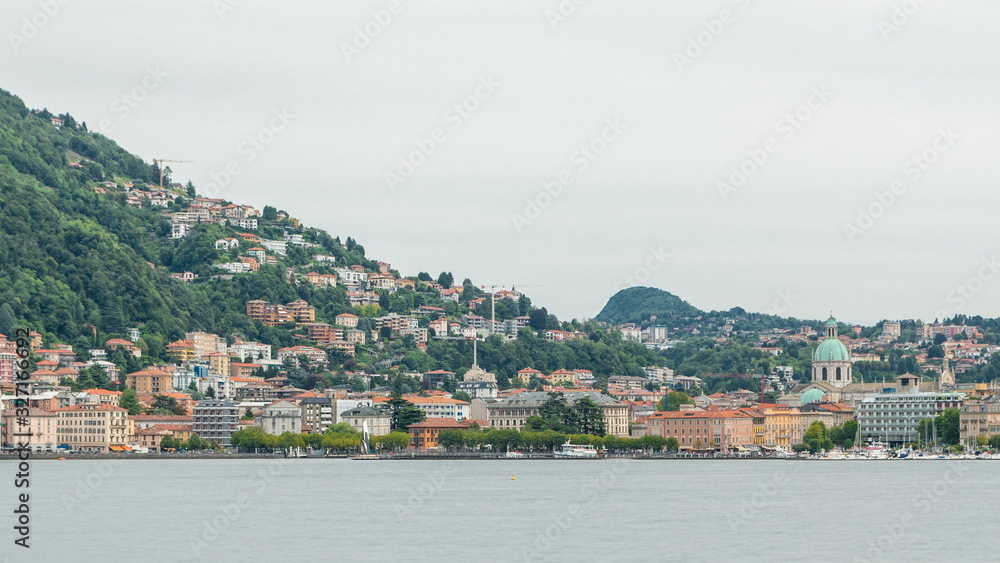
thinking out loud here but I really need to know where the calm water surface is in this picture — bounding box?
[5,458,997,562]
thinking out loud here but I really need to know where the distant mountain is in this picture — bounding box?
[595,287,703,325]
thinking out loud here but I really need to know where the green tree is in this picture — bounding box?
[388,396,426,431]
[437,272,454,289]
[524,415,546,432]
[147,394,185,415]
[937,407,960,445]
[185,433,208,450]
[842,420,860,444]
[262,205,278,221]
[324,422,359,436]
[452,390,472,403]
[375,431,411,452]
[0,303,15,335]
[803,421,826,444]
[574,396,605,436]
[119,388,143,415]
[664,437,680,452]
[658,391,694,412]
[437,429,466,451]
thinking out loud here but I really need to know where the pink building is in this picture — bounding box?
[1,407,58,451]
[639,410,755,451]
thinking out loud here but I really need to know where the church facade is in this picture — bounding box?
[812,315,852,389]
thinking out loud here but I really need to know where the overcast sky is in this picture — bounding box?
[3,1,998,326]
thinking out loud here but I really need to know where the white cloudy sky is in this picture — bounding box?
[3,1,998,325]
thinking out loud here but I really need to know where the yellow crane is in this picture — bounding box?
[152,159,194,188]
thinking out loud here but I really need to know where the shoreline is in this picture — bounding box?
[6,452,987,461]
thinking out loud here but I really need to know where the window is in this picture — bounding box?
[822,367,828,381]
[836,367,842,381]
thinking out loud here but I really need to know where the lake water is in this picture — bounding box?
[5,458,997,562]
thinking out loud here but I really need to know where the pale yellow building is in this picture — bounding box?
[207,353,231,377]
[762,405,803,447]
[960,395,1000,448]
[55,403,129,453]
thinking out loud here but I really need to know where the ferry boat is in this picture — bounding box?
[553,442,598,458]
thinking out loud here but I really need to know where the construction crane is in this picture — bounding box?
[479,284,543,335]
[152,159,194,188]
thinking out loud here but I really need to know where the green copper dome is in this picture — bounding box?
[825,316,838,328]
[814,337,850,362]
[801,388,826,405]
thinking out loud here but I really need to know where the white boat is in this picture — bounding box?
[553,442,598,458]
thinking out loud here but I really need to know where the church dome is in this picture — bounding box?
[814,337,850,362]
[801,388,825,405]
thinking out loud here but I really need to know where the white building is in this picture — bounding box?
[215,238,240,251]
[231,218,258,230]
[170,223,191,239]
[857,390,965,447]
[172,368,197,391]
[410,397,470,421]
[334,399,373,423]
[260,400,303,435]
[215,262,252,274]
[261,240,287,256]
[456,381,498,400]
[230,340,272,362]
[337,268,368,287]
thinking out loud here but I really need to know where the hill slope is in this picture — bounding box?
[595,287,703,325]
[0,88,668,384]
